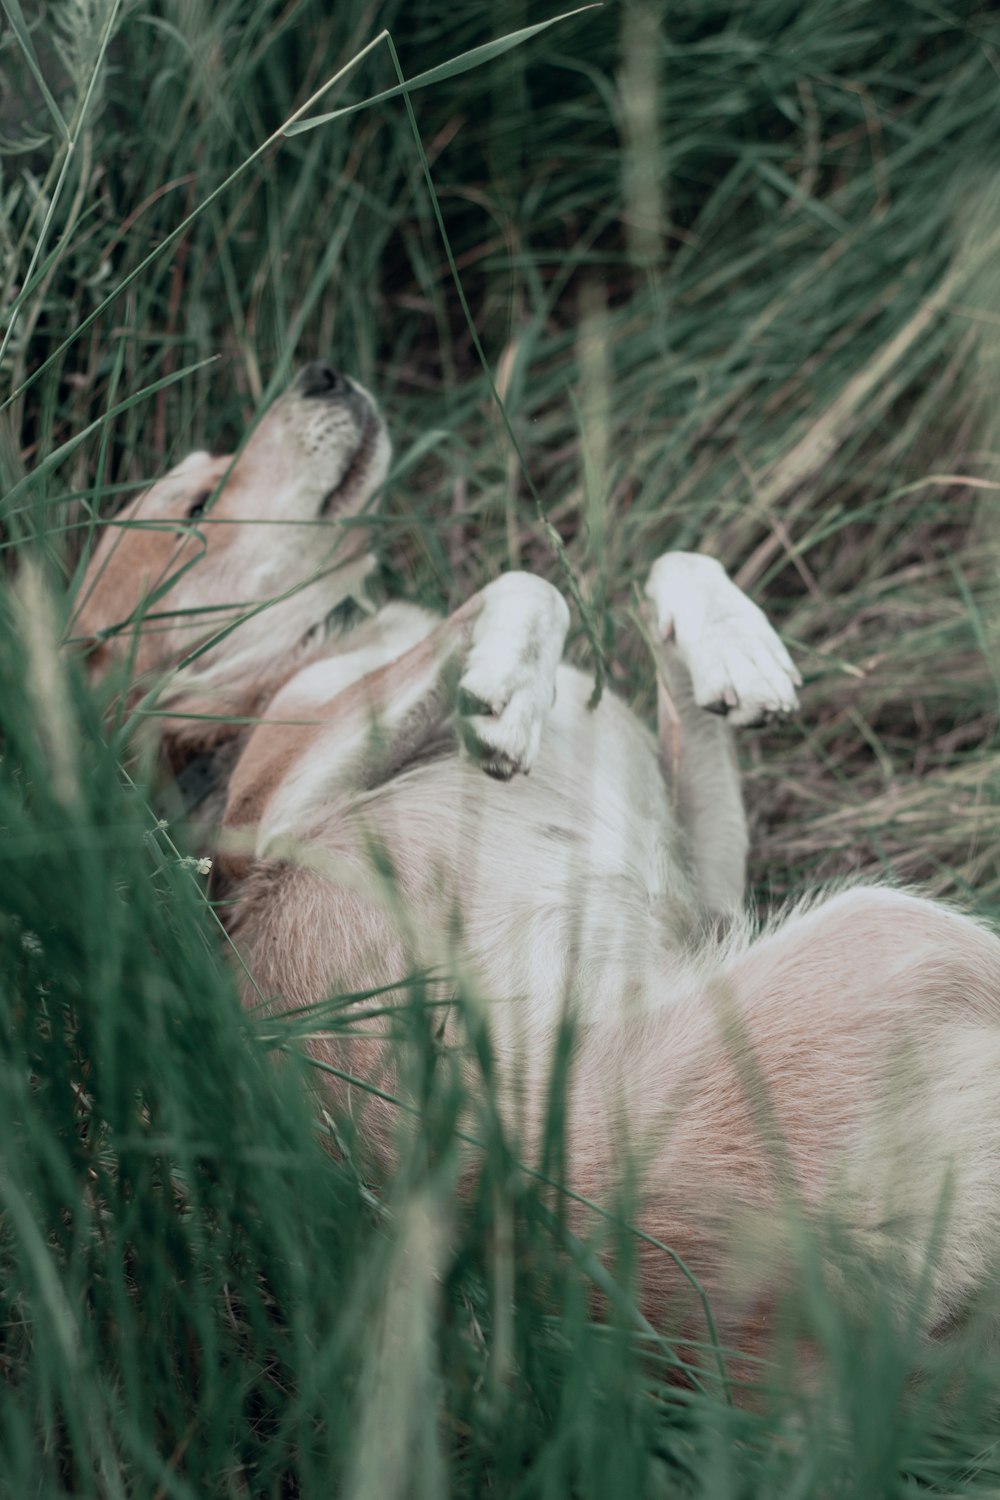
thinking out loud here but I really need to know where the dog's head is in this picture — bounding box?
[75,364,390,688]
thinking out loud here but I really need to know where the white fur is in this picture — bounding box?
[646,551,801,726]
[458,572,570,776]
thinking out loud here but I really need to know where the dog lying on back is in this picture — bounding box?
[76,363,1000,1372]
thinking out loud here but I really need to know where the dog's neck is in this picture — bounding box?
[160,589,374,824]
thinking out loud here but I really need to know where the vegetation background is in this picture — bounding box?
[3,0,1000,1493]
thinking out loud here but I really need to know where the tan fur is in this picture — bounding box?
[77,365,1000,1379]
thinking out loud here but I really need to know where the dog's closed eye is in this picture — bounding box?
[186,491,211,519]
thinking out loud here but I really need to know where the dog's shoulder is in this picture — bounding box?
[271,600,440,714]
[332,598,440,655]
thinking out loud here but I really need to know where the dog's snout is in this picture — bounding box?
[298,362,346,399]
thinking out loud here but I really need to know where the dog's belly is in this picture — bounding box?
[350,665,700,1047]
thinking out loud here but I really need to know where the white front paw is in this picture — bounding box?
[645,552,800,727]
[457,572,570,778]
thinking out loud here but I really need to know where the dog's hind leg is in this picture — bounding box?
[644,553,800,916]
[563,885,1000,1354]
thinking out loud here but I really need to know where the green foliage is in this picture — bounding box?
[4,0,1000,1492]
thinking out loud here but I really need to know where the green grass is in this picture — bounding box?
[4,0,1000,1492]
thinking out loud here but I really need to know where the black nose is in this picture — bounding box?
[298,361,345,399]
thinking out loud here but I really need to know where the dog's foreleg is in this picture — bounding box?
[227,572,570,858]
[644,552,800,916]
